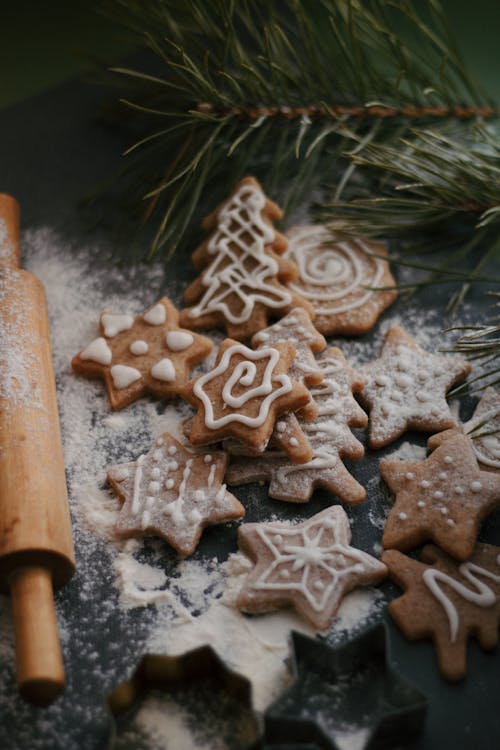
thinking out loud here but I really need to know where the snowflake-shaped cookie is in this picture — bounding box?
[236,506,387,631]
[184,338,313,455]
[380,432,500,560]
[226,348,368,503]
[107,433,244,555]
[72,297,213,409]
[360,326,471,448]
[383,544,500,680]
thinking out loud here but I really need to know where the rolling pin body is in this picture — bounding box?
[0,195,75,705]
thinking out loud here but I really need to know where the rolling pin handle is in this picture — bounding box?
[0,193,21,269]
[9,567,65,706]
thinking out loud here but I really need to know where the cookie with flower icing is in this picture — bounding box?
[284,224,397,336]
[383,544,500,680]
[359,326,471,448]
[380,431,500,560]
[72,297,212,409]
[183,338,314,459]
[107,433,244,555]
[236,506,387,631]
[227,348,368,503]
[179,177,314,340]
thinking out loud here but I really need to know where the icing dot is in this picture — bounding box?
[398,512,408,521]
[129,340,148,356]
[280,569,291,579]
[151,468,161,480]
[440,507,448,515]
[470,481,482,492]
[289,437,299,447]
[80,337,112,365]
[395,373,413,389]
[454,486,464,495]
[168,446,177,456]
[417,501,426,508]
[143,303,166,325]
[110,365,141,389]
[153,450,163,461]
[433,491,444,500]
[170,461,179,471]
[405,472,415,480]
[420,480,430,489]
[274,535,283,545]
[444,455,454,464]
[204,454,213,463]
[416,391,430,402]
[276,422,287,433]
[447,519,455,527]
[314,580,325,591]
[438,472,447,480]
[166,330,194,351]
[151,358,176,382]
[145,497,155,509]
[148,481,160,494]
[157,438,164,446]
[165,479,175,489]
[256,332,269,341]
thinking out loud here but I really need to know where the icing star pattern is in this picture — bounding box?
[179,177,314,340]
[383,544,500,681]
[227,348,368,503]
[72,297,213,409]
[380,432,500,560]
[359,326,471,448]
[107,433,244,555]
[236,506,387,631]
[184,338,313,454]
[264,627,427,750]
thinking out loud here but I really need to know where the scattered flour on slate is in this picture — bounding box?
[0,226,479,750]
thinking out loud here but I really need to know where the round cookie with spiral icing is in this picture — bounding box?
[72,297,213,409]
[284,224,398,336]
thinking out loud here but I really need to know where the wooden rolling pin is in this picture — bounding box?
[0,194,75,706]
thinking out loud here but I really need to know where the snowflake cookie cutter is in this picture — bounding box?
[263,624,427,750]
[106,645,260,749]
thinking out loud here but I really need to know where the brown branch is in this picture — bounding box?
[196,103,497,120]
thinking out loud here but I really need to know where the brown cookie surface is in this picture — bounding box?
[179,177,314,340]
[72,297,213,409]
[226,347,368,503]
[359,326,471,448]
[236,506,387,631]
[383,544,500,681]
[284,224,397,336]
[107,433,244,555]
[184,338,313,457]
[380,432,500,560]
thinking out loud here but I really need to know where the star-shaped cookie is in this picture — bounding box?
[359,326,471,448]
[380,432,500,560]
[462,387,500,471]
[184,338,314,455]
[383,544,500,681]
[236,506,387,631]
[227,348,368,503]
[107,433,244,555]
[264,626,427,750]
[72,297,213,409]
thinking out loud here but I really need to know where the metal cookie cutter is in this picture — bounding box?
[263,623,427,750]
[107,645,261,748]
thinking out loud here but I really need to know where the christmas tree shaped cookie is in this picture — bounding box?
[72,297,213,409]
[227,348,368,503]
[179,177,314,340]
[107,433,244,555]
[383,544,500,680]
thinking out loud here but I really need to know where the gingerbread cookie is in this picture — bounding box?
[179,177,314,340]
[284,224,397,336]
[72,297,213,409]
[383,545,500,681]
[183,338,314,457]
[380,432,500,560]
[223,309,326,462]
[236,506,387,631]
[463,387,500,470]
[107,433,244,555]
[359,326,471,448]
[226,348,368,504]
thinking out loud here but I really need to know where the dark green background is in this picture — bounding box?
[0,0,499,109]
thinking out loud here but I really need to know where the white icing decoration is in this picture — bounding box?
[166,331,194,351]
[111,365,142,389]
[151,467,160,480]
[188,183,291,324]
[150,358,176,382]
[80,337,112,365]
[204,454,212,463]
[194,345,291,429]
[285,225,386,315]
[143,303,166,325]
[406,472,414,480]
[423,560,500,642]
[168,446,177,456]
[433,491,444,499]
[444,456,454,464]
[470,481,482,492]
[130,340,148,356]
[131,454,146,514]
[165,478,175,489]
[289,437,299,447]
[398,512,407,521]
[101,313,134,337]
[207,464,216,487]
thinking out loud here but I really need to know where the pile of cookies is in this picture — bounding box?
[72,177,500,682]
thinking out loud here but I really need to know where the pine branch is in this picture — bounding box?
[97,0,493,261]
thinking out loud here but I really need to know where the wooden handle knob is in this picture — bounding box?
[0,193,21,269]
[9,567,65,706]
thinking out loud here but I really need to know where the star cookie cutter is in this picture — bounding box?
[106,645,260,748]
[263,624,427,750]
